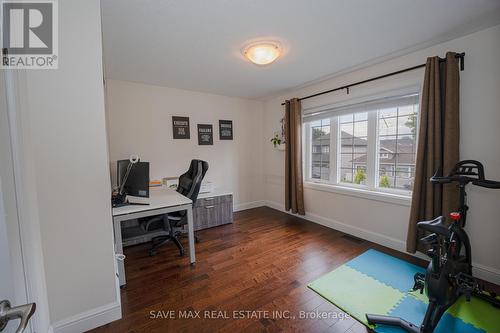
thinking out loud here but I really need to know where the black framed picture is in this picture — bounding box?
[219,120,233,140]
[197,124,213,145]
[172,116,190,139]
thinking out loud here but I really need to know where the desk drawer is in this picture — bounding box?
[193,196,233,231]
[194,204,216,230]
[194,194,231,208]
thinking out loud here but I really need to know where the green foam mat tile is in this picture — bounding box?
[308,265,404,326]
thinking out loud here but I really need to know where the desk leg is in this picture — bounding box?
[187,205,196,264]
[113,218,126,287]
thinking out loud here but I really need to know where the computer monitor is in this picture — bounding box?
[117,159,150,197]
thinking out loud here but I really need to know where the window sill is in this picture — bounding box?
[304,181,411,206]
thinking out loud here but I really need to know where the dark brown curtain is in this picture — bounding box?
[407,52,460,253]
[285,98,305,215]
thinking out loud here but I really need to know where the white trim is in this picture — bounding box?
[4,69,51,332]
[262,200,500,285]
[51,301,121,333]
[302,88,419,119]
[304,181,411,206]
[264,200,406,250]
[233,200,265,212]
[304,124,312,179]
[472,263,500,286]
[330,116,338,182]
[366,110,377,188]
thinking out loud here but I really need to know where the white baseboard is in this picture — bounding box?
[472,263,500,286]
[233,200,265,212]
[264,200,406,250]
[51,301,121,333]
[263,200,500,285]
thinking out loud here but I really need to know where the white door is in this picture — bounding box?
[0,71,36,332]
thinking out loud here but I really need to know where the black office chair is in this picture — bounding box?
[141,159,208,256]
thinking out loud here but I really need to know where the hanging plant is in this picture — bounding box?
[270,116,286,149]
[280,117,286,144]
[270,134,282,147]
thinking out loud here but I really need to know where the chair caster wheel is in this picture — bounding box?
[180,250,185,256]
[149,249,157,256]
[195,236,200,243]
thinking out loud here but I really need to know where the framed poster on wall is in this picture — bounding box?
[172,116,190,139]
[197,124,213,145]
[219,120,233,140]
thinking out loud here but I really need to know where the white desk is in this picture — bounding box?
[112,187,195,286]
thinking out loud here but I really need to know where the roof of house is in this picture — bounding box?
[314,132,367,146]
[312,131,416,165]
[351,137,415,164]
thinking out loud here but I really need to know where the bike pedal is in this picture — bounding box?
[464,290,472,302]
[455,272,477,302]
[412,273,425,294]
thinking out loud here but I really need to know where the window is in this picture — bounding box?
[377,104,417,190]
[310,118,330,180]
[304,93,419,195]
[339,112,368,185]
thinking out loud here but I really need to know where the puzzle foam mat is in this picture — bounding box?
[308,249,499,332]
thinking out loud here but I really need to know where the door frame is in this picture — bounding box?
[3,70,52,333]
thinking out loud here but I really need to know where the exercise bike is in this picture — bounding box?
[366,160,500,333]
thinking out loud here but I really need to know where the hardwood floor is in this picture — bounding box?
[88,206,491,333]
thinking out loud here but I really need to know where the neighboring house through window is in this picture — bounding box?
[304,92,419,195]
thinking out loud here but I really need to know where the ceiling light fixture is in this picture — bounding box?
[242,41,281,65]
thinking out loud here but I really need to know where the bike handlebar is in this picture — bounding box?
[430,160,500,189]
[430,175,453,184]
[473,179,500,189]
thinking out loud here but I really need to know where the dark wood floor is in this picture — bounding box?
[88,207,495,333]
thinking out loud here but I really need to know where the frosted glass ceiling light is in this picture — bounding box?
[242,41,281,65]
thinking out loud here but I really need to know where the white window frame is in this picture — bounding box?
[302,89,419,204]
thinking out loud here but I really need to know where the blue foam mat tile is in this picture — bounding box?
[375,295,485,333]
[346,249,425,293]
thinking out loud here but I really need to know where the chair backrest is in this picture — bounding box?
[176,159,208,204]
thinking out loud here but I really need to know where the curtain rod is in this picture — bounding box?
[281,52,465,106]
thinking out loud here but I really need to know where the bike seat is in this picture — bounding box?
[417,216,451,238]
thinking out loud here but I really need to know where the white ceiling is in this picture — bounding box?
[101,0,500,99]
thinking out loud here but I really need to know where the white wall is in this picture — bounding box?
[262,25,500,284]
[105,80,264,210]
[17,0,119,330]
